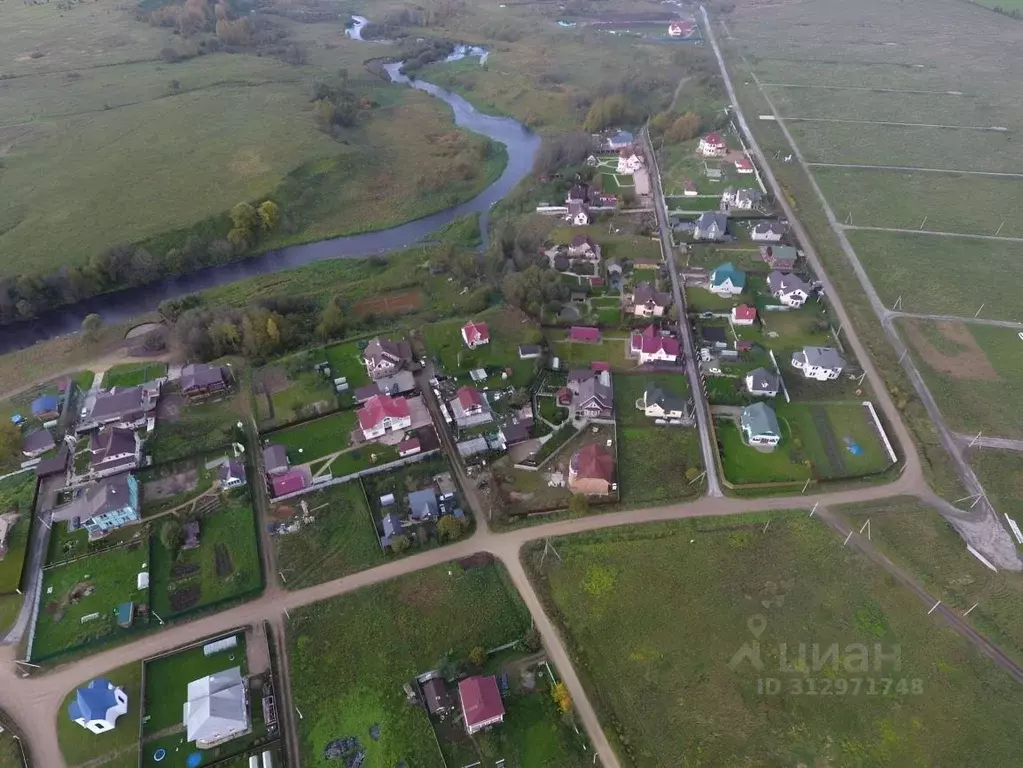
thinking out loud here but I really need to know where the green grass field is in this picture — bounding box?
[549,225,662,264]
[778,402,892,479]
[900,318,1023,437]
[835,497,1023,665]
[320,339,373,389]
[274,481,385,590]
[102,363,168,389]
[148,395,240,463]
[524,514,1023,766]
[270,410,358,465]
[0,594,22,639]
[287,562,531,767]
[0,730,25,768]
[618,427,704,504]
[0,472,38,593]
[550,335,632,371]
[57,661,142,768]
[423,308,543,387]
[716,418,811,485]
[33,543,149,661]
[149,494,262,618]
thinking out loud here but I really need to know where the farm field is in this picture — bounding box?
[422,309,543,387]
[287,561,531,767]
[102,363,168,389]
[273,481,386,590]
[834,497,1023,665]
[0,472,39,593]
[816,168,1023,237]
[57,661,142,768]
[270,410,358,465]
[899,318,1023,438]
[33,542,149,661]
[524,514,1023,766]
[149,494,262,618]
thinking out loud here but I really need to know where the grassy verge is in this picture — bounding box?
[102,363,168,389]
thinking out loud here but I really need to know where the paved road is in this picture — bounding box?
[806,162,1023,179]
[702,7,1020,571]
[841,223,1023,244]
[642,128,723,497]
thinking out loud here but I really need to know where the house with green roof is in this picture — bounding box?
[708,262,746,297]
[740,402,781,449]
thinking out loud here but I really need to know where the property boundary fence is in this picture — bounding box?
[272,449,442,502]
[0,708,31,768]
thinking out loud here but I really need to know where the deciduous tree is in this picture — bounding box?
[81,313,104,342]
[257,200,279,232]
[0,422,21,463]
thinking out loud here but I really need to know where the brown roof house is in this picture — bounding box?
[91,426,141,478]
[263,444,290,476]
[631,283,671,318]
[422,678,454,717]
[362,338,413,380]
[180,364,230,399]
[568,443,615,496]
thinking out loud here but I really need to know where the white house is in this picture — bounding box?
[567,235,600,261]
[616,149,645,174]
[745,368,780,398]
[740,403,782,448]
[767,271,811,307]
[698,132,728,157]
[708,263,746,296]
[734,156,755,175]
[567,200,590,225]
[638,384,688,419]
[357,394,412,440]
[752,220,787,242]
[362,337,412,379]
[791,346,845,381]
[461,321,490,349]
[631,283,671,317]
[68,679,129,735]
[721,187,763,211]
[630,331,681,364]
[183,667,251,749]
[693,211,728,241]
[683,179,699,197]
[731,304,757,326]
[668,20,693,37]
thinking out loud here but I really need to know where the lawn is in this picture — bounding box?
[617,427,704,504]
[716,419,812,485]
[834,497,1023,666]
[524,513,1023,766]
[326,443,400,478]
[549,225,662,264]
[274,481,386,590]
[422,308,543,387]
[270,410,358,465]
[57,661,142,768]
[0,594,22,638]
[684,287,749,313]
[900,318,1023,438]
[848,230,1023,321]
[287,561,531,767]
[0,471,38,593]
[148,395,240,463]
[33,542,150,661]
[657,139,742,196]
[256,365,339,431]
[102,363,168,389]
[550,336,632,371]
[0,730,24,768]
[321,339,373,388]
[777,402,893,479]
[149,494,262,618]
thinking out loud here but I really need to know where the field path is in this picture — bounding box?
[889,310,1023,330]
[778,116,1008,131]
[840,223,1023,243]
[807,162,1023,178]
[954,433,1023,453]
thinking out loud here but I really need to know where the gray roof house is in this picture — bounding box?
[22,429,55,458]
[218,459,247,489]
[567,370,613,420]
[183,667,250,749]
[407,488,439,521]
[740,402,782,448]
[792,346,846,381]
[745,368,780,397]
[641,384,688,418]
[180,364,229,396]
[766,270,811,306]
[759,244,798,270]
[752,220,787,242]
[263,444,289,475]
[693,212,728,241]
[81,384,160,432]
[91,426,141,477]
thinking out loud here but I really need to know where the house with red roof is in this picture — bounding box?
[271,469,308,497]
[461,321,490,349]
[569,326,601,343]
[456,386,486,417]
[698,132,728,157]
[629,329,681,364]
[734,156,755,174]
[398,437,421,457]
[357,394,412,440]
[731,304,758,326]
[568,443,615,496]
[616,147,645,175]
[458,676,505,735]
[668,19,695,37]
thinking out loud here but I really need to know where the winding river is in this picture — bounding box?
[0,21,538,353]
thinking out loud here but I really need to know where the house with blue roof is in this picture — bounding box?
[68,678,129,734]
[407,489,439,521]
[31,394,60,419]
[708,263,746,297]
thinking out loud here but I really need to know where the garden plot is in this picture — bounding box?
[139,453,223,518]
[273,481,384,590]
[524,514,1023,766]
[900,318,1023,438]
[33,542,149,661]
[287,561,534,767]
[253,360,338,430]
[149,494,261,618]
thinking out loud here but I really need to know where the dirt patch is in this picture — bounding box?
[904,320,999,381]
[270,504,297,521]
[215,543,234,577]
[169,585,200,611]
[144,468,198,500]
[458,552,494,570]
[254,366,291,395]
[353,289,422,317]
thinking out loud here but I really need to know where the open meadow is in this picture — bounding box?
[525,514,1023,766]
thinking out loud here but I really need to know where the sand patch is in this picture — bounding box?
[904,320,999,381]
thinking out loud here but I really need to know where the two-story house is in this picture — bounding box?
[698,132,728,157]
[708,263,746,296]
[693,211,728,241]
[767,271,811,307]
[740,403,782,448]
[91,426,141,478]
[54,474,141,539]
[362,337,413,380]
[616,148,645,174]
[631,283,671,317]
[358,394,412,440]
[180,364,230,399]
[791,346,845,381]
